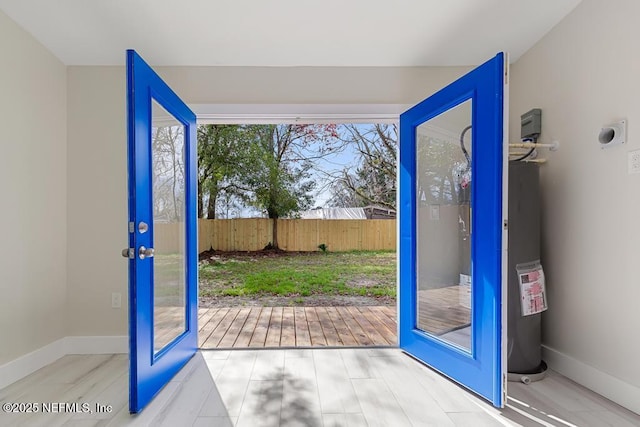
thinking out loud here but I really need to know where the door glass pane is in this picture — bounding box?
[416,99,472,351]
[151,99,187,354]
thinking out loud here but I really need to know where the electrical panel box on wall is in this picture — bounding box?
[521,109,542,140]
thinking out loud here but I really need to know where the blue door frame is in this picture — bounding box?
[398,53,508,407]
[126,50,198,413]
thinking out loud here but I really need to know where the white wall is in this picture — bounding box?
[65,65,471,336]
[510,0,640,413]
[0,11,67,365]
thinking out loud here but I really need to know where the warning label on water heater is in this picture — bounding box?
[516,260,548,316]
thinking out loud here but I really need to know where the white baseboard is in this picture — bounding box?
[542,345,640,415]
[0,336,128,390]
[0,338,67,389]
[65,335,128,355]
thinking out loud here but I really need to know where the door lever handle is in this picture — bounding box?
[139,246,155,259]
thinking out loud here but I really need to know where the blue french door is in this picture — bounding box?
[399,53,508,407]
[126,50,198,413]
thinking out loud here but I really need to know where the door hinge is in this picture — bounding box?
[129,221,135,233]
[503,373,508,403]
[504,61,509,85]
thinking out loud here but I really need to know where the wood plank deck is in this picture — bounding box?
[198,306,397,349]
[159,286,466,350]
[418,286,471,336]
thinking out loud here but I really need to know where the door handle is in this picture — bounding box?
[139,246,155,259]
[122,248,134,259]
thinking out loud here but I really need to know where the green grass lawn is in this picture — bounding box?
[198,250,396,300]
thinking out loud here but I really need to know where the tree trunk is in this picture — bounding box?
[272,217,278,249]
[207,192,217,219]
[267,207,279,249]
[197,181,204,218]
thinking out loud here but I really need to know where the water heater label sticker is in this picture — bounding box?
[516,260,548,316]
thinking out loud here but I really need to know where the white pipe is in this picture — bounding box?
[509,140,559,151]
[516,158,547,164]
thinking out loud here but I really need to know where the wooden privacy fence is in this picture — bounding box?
[194,218,397,253]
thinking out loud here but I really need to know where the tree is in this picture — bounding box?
[152,123,185,222]
[197,124,255,219]
[242,124,339,249]
[328,124,397,210]
[416,132,470,206]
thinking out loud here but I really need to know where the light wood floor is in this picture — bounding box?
[197,306,397,349]
[1,350,639,426]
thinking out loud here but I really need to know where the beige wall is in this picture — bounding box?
[65,64,470,336]
[0,11,67,364]
[510,0,640,407]
[66,67,128,336]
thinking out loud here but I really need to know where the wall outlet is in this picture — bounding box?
[111,292,122,309]
[629,149,640,174]
[430,205,440,220]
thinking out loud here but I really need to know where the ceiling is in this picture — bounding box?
[0,0,581,67]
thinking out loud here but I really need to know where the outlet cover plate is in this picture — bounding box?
[111,292,122,308]
[629,149,640,174]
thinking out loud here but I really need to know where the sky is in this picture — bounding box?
[299,130,361,208]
